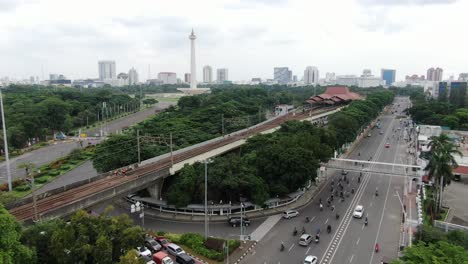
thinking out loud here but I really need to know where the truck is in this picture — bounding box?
[153,252,174,264]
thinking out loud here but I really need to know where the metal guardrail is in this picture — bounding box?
[434,220,468,233]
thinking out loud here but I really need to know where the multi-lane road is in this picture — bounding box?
[241,97,414,264]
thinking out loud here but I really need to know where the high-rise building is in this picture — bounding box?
[427,67,443,81]
[98,60,116,80]
[128,67,139,85]
[325,72,336,83]
[49,74,59,80]
[157,72,177,84]
[274,67,291,84]
[459,73,468,81]
[203,65,213,83]
[381,69,396,87]
[438,81,467,108]
[304,66,319,84]
[117,73,129,86]
[358,70,383,88]
[293,75,298,82]
[217,68,228,83]
[184,73,191,83]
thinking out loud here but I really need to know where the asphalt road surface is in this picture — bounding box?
[0,102,174,185]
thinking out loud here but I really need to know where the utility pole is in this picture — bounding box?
[0,89,12,191]
[205,161,208,238]
[137,129,141,164]
[221,114,225,136]
[170,133,174,166]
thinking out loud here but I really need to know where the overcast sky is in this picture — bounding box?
[1,0,466,81]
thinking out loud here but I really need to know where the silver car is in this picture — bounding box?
[299,234,312,246]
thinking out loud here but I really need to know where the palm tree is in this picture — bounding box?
[425,134,461,216]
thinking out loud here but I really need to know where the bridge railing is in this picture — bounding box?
[434,220,468,233]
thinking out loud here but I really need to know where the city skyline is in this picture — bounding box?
[1,0,467,81]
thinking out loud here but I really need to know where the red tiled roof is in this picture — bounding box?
[306,86,362,104]
[453,166,468,175]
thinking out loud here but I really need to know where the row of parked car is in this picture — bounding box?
[136,235,196,264]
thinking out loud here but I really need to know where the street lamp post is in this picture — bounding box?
[0,89,12,191]
[130,201,145,227]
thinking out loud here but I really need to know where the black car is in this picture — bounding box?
[176,253,195,264]
[228,217,250,227]
[144,237,162,253]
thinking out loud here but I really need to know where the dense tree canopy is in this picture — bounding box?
[1,85,139,149]
[164,121,336,207]
[0,204,35,264]
[392,241,468,264]
[21,209,145,264]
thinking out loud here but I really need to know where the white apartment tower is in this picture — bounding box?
[98,60,116,80]
[128,67,139,85]
[217,68,228,83]
[203,65,213,83]
[304,66,319,84]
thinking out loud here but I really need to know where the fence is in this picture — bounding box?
[434,220,468,233]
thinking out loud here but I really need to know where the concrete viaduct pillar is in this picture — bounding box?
[147,178,164,199]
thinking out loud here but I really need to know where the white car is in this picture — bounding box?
[166,243,186,256]
[304,255,318,264]
[136,246,152,258]
[353,205,364,218]
[283,210,299,219]
[299,234,313,246]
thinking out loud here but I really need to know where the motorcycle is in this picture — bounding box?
[375,243,379,253]
[327,225,332,233]
[306,217,310,223]
[315,235,320,243]
[280,243,285,251]
[336,213,340,220]
[375,190,379,197]
[293,227,298,236]
[365,218,368,226]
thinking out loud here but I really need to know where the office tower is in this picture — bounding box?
[274,67,291,84]
[203,65,213,83]
[427,67,443,81]
[157,72,177,84]
[304,66,319,84]
[128,67,139,85]
[217,68,228,83]
[117,73,129,86]
[459,73,468,81]
[293,75,298,82]
[184,73,191,83]
[49,74,59,80]
[98,60,116,80]
[381,69,396,87]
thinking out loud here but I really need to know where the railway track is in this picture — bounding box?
[10,107,337,221]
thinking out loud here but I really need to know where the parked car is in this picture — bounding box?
[153,251,174,264]
[175,253,195,264]
[353,205,364,218]
[166,243,186,256]
[304,255,318,264]
[228,217,250,227]
[145,237,162,253]
[137,246,152,258]
[155,237,170,250]
[283,210,299,219]
[299,234,312,246]
[385,143,390,148]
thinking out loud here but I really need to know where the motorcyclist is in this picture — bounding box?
[365,217,368,226]
[375,188,379,196]
[327,225,332,233]
[306,216,310,223]
[302,226,306,234]
[281,242,285,251]
[293,227,298,235]
[320,203,323,211]
[336,213,340,219]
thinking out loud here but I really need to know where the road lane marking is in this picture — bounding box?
[322,117,396,264]
[288,244,294,252]
[306,247,310,255]
[370,202,373,207]
[349,254,354,263]
[325,218,329,225]
[311,216,316,222]
[362,224,365,230]
[356,237,360,245]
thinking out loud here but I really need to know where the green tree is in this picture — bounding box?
[38,97,70,133]
[93,235,113,264]
[0,204,35,264]
[118,250,145,264]
[425,134,462,216]
[394,241,468,264]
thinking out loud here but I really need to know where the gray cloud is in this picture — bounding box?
[358,0,458,6]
